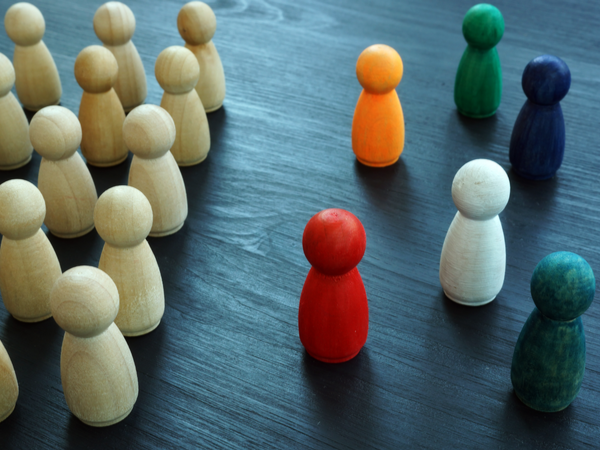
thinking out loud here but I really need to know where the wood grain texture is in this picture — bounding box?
[1,0,600,447]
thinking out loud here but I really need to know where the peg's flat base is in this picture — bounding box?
[205,102,223,113]
[356,155,400,168]
[23,99,61,112]
[457,108,497,119]
[50,224,95,239]
[177,153,208,167]
[149,222,184,238]
[0,404,16,422]
[0,154,32,171]
[121,320,161,337]
[444,290,496,307]
[86,154,128,168]
[514,391,569,413]
[306,348,362,363]
[79,406,134,427]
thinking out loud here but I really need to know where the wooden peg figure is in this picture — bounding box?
[75,45,128,167]
[95,186,165,336]
[125,105,188,237]
[51,266,138,426]
[0,179,62,322]
[178,1,226,112]
[30,106,98,238]
[93,2,147,112]
[509,55,571,180]
[454,4,504,118]
[352,44,404,167]
[0,340,18,422]
[299,209,369,363]
[439,159,510,305]
[511,252,595,412]
[4,2,62,111]
[0,52,32,170]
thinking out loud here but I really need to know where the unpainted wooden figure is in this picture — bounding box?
[0,340,18,422]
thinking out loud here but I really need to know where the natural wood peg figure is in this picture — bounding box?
[4,2,62,111]
[51,266,138,426]
[178,1,226,112]
[95,186,165,336]
[155,46,210,166]
[0,340,18,422]
[93,1,147,112]
[0,179,62,322]
[352,44,404,167]
[75,45,128,167]
[0,52,32,170]
[30,106,98,238]
[125,105,188,237]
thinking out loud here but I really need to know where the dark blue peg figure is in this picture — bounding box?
[509,55,571,180]
[511,252,595,412]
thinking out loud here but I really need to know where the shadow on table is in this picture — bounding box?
[454,109,500,149]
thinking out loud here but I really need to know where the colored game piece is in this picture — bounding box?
[178,1,226,112]
[439,159,510,305]
[95,186,165,336]
[51,266,138,426]
[509,55,571,180]
[0,340,18,422]
[0,179,62,322]
[93,1,147,112]
[352,44,404,167]
[511,252,595,412]
[75,45,128,167]
[0,52,32,170]
[299,208,369,363]
[124,105,188,237]
[30,106,98,238]
[4,2,61,111]
[454,4,504,118]
[155,46,210,166]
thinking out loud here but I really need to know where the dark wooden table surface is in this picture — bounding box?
[0,0,599,448]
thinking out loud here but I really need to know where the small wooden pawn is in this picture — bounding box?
[4,2,61,111]
[75,45,128,167]
[95,186,164,336]
[0,179,62,322]
[125,105,188,237]
[0,340,18,422]
[51,266,138,427]
[0,52,32,169]
[177,1,226,112]
[30,106,98,238]
[155,46,210,166]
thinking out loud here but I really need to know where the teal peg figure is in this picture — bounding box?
[511,252,595,412]
[454,4,504,118]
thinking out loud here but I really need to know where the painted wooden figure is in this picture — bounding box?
[509,55,571,180]
[51,266,138,426]
[299,208,369,363]
[454,4,504,118]
[0,340,18,422]
[352,44,404,167]
[4,2,61,111]
[511,252,595,412]
[439,159,510,305]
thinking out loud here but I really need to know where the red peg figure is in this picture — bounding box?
[352,44,405,167]
[298,209,369,363]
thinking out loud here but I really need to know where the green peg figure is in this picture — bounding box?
[454,4,504,118]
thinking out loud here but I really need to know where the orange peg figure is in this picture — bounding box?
[352,44,405,167]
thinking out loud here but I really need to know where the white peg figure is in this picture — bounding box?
[4,2,61,111]
[0,52,32,169]
[30,106,98,238]
[125,105,188,237]
[439,159,510,306]
[51,266,138,426]
[0,340,18,422]
[93,2,147,112]
[178,1,225,112]
[95,186,165,336]
[75,45,128,167]
[0,179,62,322]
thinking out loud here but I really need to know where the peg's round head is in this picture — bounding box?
[4,2,45,46]
[177,1,217,46]
[74,45,118,93]
[95,186,153,247]
[452,159,510,220]
[0,179,45,240]
[0,53,15,97]
[531,252,595,321]
[303,209,366,276]
[50,266,119,338]
[462,4,504,50]
[155,46,200,95]
[93,1,136,46]
[123,105,176,158]
[356,44,403,94]
[30,106,82,161]
[522,55,571,106]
